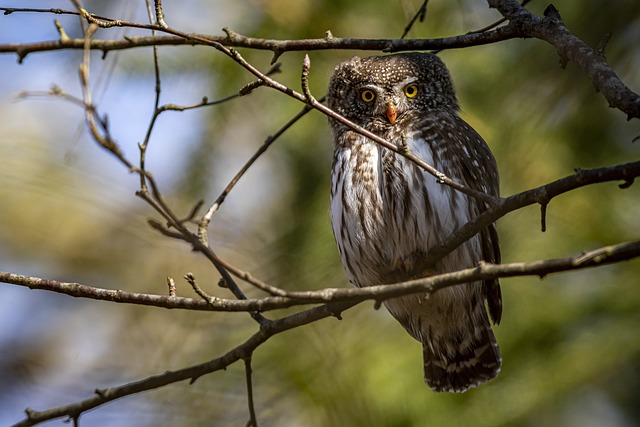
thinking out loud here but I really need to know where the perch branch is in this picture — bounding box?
[487,0,640,119]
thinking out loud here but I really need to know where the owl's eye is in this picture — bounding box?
[404,84,419,98]
[360,89,376,103]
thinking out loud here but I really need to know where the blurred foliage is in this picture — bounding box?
[1,0,639,426]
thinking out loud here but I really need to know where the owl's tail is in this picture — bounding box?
[422,317,501,393]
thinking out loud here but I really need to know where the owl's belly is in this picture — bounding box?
[331,138,474,287]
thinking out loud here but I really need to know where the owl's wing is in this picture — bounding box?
[425,113,503,324]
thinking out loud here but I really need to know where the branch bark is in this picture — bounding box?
[0,8,523,61]
[487,0,640,119]
[3,233,640,313]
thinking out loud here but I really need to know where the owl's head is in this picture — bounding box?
[327,52,459,129]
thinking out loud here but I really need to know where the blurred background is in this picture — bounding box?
[1,0,639,426]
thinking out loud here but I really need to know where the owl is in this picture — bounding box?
[327,52,502,393]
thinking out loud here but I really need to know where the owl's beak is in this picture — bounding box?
[386,102,397,125]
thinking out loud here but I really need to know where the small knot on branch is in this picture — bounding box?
[222,27,238,41]
[596,32,612,56]
[270,49,283,65]
[24,408,38,419]
[543,4,564,24]
[328,305,344,320]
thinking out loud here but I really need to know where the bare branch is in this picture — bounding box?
[198,99,318,243]
[3,233,640,313]
[487,0,640,119]
[401,0,429,39]
[0,13,524,62]
[76,22,135,171]
[7,238,640,426]
[10,297,352,427]
[244,356,259,427]
[298,55,498,205]
[138,0,163,191]
[1,2,636,122]
[413,161,640,275]
[6,161,636,313]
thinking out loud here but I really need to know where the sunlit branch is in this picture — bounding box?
[3,237,640,312]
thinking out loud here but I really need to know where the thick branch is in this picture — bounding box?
[0,19,523,63]
[487,0,640,119]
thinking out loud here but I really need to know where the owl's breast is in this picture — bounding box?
[331,130,474,286]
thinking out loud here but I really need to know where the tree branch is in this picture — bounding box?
[487,0,640,119]
[1,3,636,121]
[11,299,351,427]
[4,234,640,314]
[0,10,524,62]
[8,238,640,426]
[413,161,640,275]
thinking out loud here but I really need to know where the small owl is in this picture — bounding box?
[327,52,502,393]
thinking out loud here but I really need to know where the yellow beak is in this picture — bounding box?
[386,102,397,125]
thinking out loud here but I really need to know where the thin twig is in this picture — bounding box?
[167,276,177,297]
[244,356,259,427]
[138,0,163,191]
[197,97,323,243]
[184,273,218,305]
[153,0,167,28]
[401,0,428,39]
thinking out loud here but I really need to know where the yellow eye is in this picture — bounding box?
[360,89,376,103]
[404,84,419,98]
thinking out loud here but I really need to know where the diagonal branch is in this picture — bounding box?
[487,0,640,119]
[414,161,640,274]
[11,299,351,427]
[300,55,498,205]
